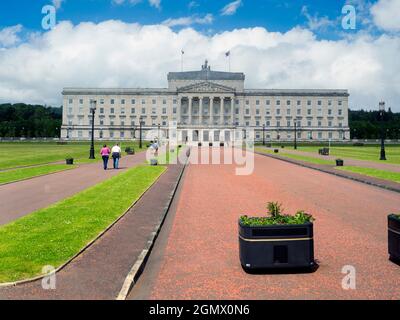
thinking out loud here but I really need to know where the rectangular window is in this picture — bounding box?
[328,121,332,127]
[276,121,280,127]
[287,109,291,115]
[256,100,260,105]
[307,120,312,126]
[297,109,301,115]
[110,108,115,114]
[173,99,177,104]
[266,120,270,126]
[163,99,167,105]
[256,121,260,126]
[318,121,322,127]
[318,100,322,106]
[328,109,332,115]
[110,120,114,126]
[131,99,136,105]
[307,100,312,106]
[79,106,84,114]
[256,109,260,115]
[152,107,156,114]
[121,99,125,105]
[328,100,332,106]
[100,108,104,114]
[173,107,177,114]
[131,108,135,114]
[100,120,104,125]
[276,109,280,115]
[142,108,146,114]
[152,99,156,105]
[318,132,322,139]
[297,100,301,106]
[121,107,125,114]
[78,131,83,138]
[68,107,73,114]
[276,100,281,106]
[162,108,167,114]
[110,131,114,138]
[120,131,125,138]
[142,99,146,104]
[246,109,250,115]
[307,109,312,115]
[100,99,104,105]
[79,99,84,105]
[68,99,73,104]
[266,100,270,106]
[338,100,343,106]
[111,99,115,105]
[287,120,291,127]
[121,121,125,126]
[338,109,343,116]
[287,100,291,106]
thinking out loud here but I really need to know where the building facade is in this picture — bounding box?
[61,61,350,143]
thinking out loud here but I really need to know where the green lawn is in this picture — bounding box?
[0,141,143,170]
[282,144,400,165]
[0,164,165,283]
[255,147,334,165]
[0,164,75,185]
[337,166,400,183]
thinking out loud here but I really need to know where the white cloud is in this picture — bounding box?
[371,0,400,32]
[301,6,336,32]
[221,0,242,16]
[0,21,399,111]
[163,14,213,28]
[0,25,22,47]
[149,0,161,9]
[111,0,155,7]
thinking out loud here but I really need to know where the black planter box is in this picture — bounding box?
[209,142,213,147]
[239,220,314,270]
[336,159,344,166]
[388,214,400,262]
[220,142,225,147]
[66,158,74,165]
[198,142,202,147]
[274,149,279,153]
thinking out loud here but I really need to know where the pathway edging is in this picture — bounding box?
[116,155,189,300]
[256,151,400,193]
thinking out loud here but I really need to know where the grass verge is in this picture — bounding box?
[337,166,400,183]
[0,164,75,185]
[0,164,166,283]
[254,147,334,165]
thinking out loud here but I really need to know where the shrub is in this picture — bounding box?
[240,201,314,226]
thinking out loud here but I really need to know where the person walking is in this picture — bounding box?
[100,144,111,170]
[111,143,122,169]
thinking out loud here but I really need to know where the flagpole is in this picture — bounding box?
[181,50,184,72]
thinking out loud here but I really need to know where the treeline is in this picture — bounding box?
[0,103,62,138]
[0,103,399,139]
[349,109,400,140]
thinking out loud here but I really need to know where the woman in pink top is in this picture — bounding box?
[100,145,111,170]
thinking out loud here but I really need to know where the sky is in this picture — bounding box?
[0,0,399,111]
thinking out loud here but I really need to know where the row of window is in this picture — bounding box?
[67,98,345,107]
[70,130,344,140]
[67,106,344,116]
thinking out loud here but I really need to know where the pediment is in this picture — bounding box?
[177,81,235,93]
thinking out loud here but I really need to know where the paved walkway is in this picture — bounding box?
[0,163,184,300]
[0,152,146,226]
[266,147,400,172]
[130,148,400,300]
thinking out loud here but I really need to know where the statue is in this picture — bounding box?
[202,59,211,70]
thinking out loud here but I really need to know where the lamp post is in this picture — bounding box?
[89,100,97,159]
[379,101,386,161]
[262,124,265,146]
[139,117,143,149]
[158,123,161,142]
[293,119,298,150]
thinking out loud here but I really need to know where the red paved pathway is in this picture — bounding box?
[132,148,400,300]
[0,152,146,225]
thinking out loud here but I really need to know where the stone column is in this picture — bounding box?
[189,97,193,125]
[199,97,203,126]
[220,97,224,125]
[230,97,234,126]
[177,97,182,125]
[210,96,214,125]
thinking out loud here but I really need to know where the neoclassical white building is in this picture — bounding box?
[61,61,350,144]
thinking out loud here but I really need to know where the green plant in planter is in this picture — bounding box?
[240,201,314,226]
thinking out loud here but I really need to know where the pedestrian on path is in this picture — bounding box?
[100,144,111,170]
[111,143,122,169]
